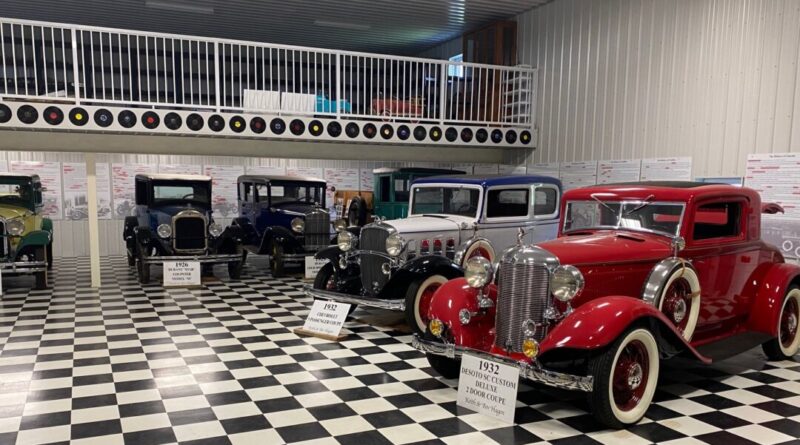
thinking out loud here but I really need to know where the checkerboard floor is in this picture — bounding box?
[0,256,799,445]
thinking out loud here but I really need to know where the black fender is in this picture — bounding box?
[261,225,303,254]
[123,217,138,245]
[213,225,244,254]
[135,226,153,246]
[232,217,260,246]
[313,245,362,294]
[315,245,344,263]
[378,255,464,299]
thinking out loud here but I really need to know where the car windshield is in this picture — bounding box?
[0,179,33,209]
[410,186,480,218]
[152,181,210,207]
[268,183,324,206]
[563,199,685,237]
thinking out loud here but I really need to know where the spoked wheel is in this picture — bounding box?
[313,263,356,316]
[270,244,285,278]
[405,275,447,335]
[763,286,800,360]
[657,266,700,341]
[588,327,660,428]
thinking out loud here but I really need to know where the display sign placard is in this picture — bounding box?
[163,261,201,287]
[457,353,519,424]
[304,257,328,280]
[301,300,351,338]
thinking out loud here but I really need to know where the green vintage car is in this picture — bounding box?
[0,173,53,289]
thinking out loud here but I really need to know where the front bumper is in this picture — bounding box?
[412,334,593,392]
[143,254,243,264]
[0,260,47,274]
[304,285,405,310]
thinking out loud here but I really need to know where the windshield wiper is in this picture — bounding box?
[623,194,655,216]
[590,193,616,214]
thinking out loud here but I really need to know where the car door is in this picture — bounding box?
[478,185,536,249]
[684,197,759,335]
[238,181,255,222]
[254,183,272,232]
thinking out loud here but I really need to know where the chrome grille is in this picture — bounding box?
[359,225,391,295]
[494,261,551,352]
[303,210,330,250]
[173,212,207,252]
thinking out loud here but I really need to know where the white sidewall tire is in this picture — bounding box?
[657,266,701,341]
[778,289,800,357]
[608,328,660,425]
[463,240,495,264]
[413,275,448,332]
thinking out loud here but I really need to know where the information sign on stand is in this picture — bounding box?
[163,261,201,287]
[294,299,351,341]
[457,354,519,424]
[304,257,329,280]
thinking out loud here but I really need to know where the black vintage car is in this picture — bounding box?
[233,175,333,277]
[123,174,245,283]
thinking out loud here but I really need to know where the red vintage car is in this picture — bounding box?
[413,181,800,428]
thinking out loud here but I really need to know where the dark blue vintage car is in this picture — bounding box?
[123,174,245,283]
[234,175,333,277]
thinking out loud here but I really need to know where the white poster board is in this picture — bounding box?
[10,161,63,220]
[302,299,351,338]
[112,163,156,219]
[163,261,201,287]
[640,157,692,181]
[324,168,360,191]
[597,159,642,184]
[287,167,324,179]
[457,354,519,424]
[159,164,202,175]
[499,164,527,175]
[359,169,375,192]
[559,161,598,191]
[528,162,560,178]
[204,165,244,218]
[246,164,286,176]
[746,153,800,259]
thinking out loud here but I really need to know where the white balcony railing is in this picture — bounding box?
[0,17,536,128]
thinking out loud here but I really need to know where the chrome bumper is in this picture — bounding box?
[143,254,243,264]
[0,260,47,273]
[303,285,405,310]
[412,334,593,392]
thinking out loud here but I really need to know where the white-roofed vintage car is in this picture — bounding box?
[123,173,246,283]
[305,174,563,333]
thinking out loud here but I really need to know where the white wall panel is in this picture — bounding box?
[513,0,800,177]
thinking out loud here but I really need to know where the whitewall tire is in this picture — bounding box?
[405,274,448,335]
[763,287,800,360]
[463,240,495,264]
[657,266,701,341]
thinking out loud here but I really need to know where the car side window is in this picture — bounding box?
[394,179,409,203]
[534,187,558,216]
[256,184,270,203]
[379,176,391,202]
[693,201,743,240]
[486,188,529,218]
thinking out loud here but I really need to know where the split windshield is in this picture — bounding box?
[564,199,684,237]
[152,181,211,207]
[410,186,480,218]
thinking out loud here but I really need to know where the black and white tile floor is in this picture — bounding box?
[0,256,799,445]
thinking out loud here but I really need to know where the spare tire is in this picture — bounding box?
[347,196,368,227]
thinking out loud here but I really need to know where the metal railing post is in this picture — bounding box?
[214,41,220,111]
[71,28,80,104]
[335,53,341,119]
[439,61,447,124]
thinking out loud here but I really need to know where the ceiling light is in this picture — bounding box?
[313,20,372,31]
[145,1,214,15]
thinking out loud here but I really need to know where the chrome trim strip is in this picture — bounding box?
[143,254,242,264]
[0,260,47,272]
[304,285,405,310]
[411,335,593,392]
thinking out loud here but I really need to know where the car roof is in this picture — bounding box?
[372,167,465,175]
[237,174,325,184]
[412,174,562,188]
[136,173,211,181]
[0,172,39,181]
[563,181,759,202]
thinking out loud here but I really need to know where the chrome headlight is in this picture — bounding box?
[385,233,405,257]
[337,231,355,251]
[333,219,347,233]
[157,223,172,239]
[6,219,24,236]
[464,256,493,288]
[208,222,223,237]
[551,265,585,302]
[291,217,305,233]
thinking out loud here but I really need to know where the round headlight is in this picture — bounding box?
[333,219,347,233]
[6,219,24,236]
[385,233,405,257]
[551,265,585,302]
[291,217,305,233]
[157,223,172,239]
[337,231,355,251]
[208,222,223,237]
[464,256,493,288]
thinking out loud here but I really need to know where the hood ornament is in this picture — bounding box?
[516,227,526,245]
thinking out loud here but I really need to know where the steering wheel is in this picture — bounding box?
[182,193,195,200]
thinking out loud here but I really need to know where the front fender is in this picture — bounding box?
[746,262,800,336]
[315,245,343,263]
[378,255,464,299]
[41,218,53,234]
[540,296,710,364]
[16,229,52,254]
[263,226,303,253]
[427,277,497,350]
[233,217,259,246]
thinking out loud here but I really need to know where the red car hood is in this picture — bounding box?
[538,231,673,266]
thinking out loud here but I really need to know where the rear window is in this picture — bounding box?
[487,189,529,218]
[693,202,742,240]
[534,187,558,216]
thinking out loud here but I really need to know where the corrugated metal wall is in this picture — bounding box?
[0,151,463,258]
[417,37,462,60]
[513,0,800,177]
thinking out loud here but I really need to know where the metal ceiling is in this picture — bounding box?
[1,0,549,56]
